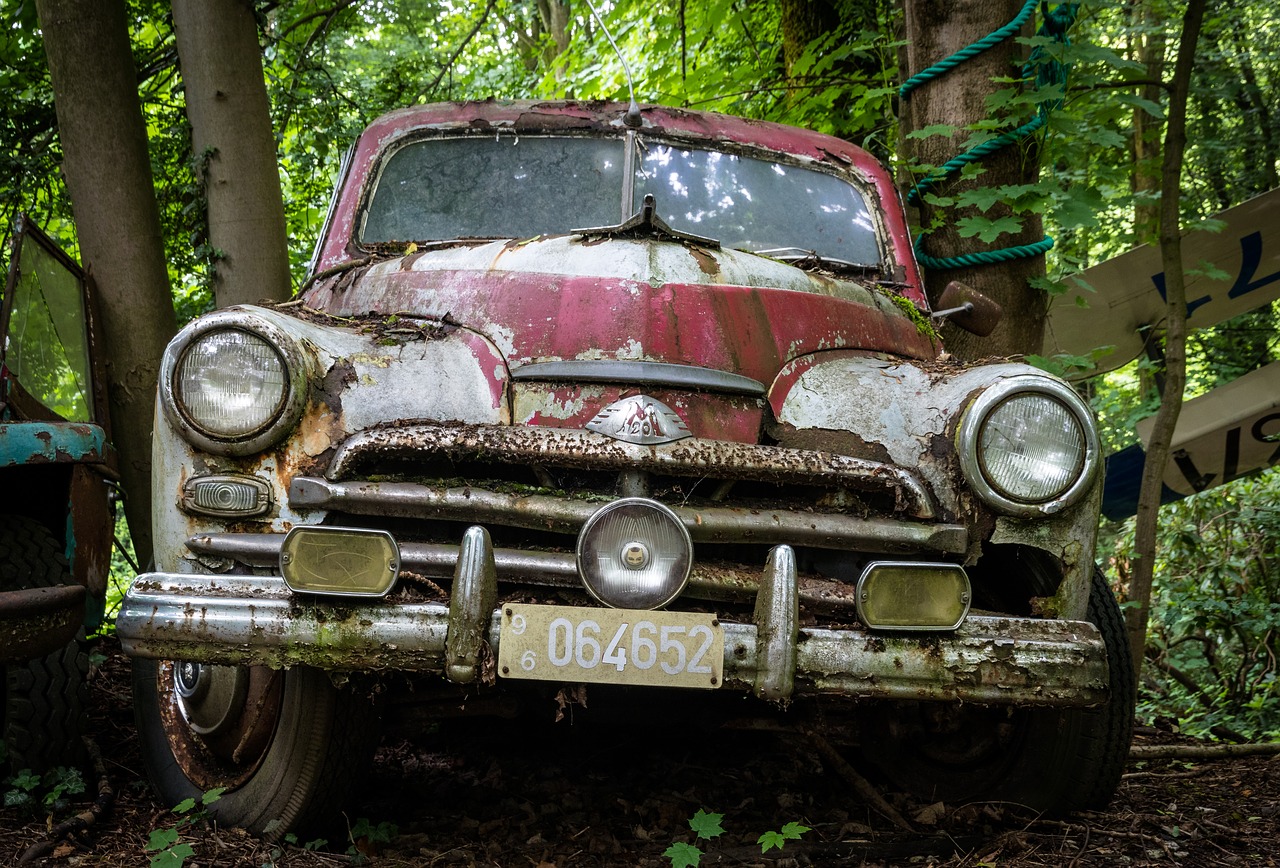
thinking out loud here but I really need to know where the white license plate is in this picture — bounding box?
[497,603,723,690]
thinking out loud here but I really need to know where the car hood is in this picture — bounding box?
[300,236,935,388]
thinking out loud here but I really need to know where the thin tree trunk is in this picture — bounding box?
[1126,0,1207,683]
[900,0,1047,358]
[35,0,177,569]
[1130,0,1166,245]
[173,0,292,308]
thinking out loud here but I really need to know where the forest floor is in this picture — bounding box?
[3,638,1278,868]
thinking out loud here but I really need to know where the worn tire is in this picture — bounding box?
[133,659,379,840]
[860,567,1134,813]
[1,515,89,773]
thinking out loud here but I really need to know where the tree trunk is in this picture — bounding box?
[537,0,572,81]
[1125,0,1206,683]
[780,0,839,80]
[900,0,1047,358]
[1129,0,1166,245]
[35,0,177,569]
[173,0,292,308]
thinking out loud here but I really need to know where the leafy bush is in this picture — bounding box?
[1102,468,1280,740]
[2,764,85,813]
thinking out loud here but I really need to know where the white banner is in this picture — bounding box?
[1044,187,1280,374]
[1135,361,1280,497]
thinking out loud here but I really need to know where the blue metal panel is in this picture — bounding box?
[0,421,108,467]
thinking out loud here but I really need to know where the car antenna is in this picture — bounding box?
[581,0,643,127]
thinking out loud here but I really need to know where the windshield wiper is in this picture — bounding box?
[363,237,502,255]
[752,247,880,275]
[574,194,720,249]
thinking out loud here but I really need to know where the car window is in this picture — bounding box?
[636,142,881,268]
[359,134,882,268]
[361,136,625,243]
[1,231,93,422]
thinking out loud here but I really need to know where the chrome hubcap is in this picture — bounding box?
[173,662,250,738]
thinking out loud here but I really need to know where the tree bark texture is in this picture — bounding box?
[35,0,177,569]
[1129,0,1166,244]
[173,0,292,308]
[900,0,1047,358]
[1126,0,1206,683]
[780,0,839,80]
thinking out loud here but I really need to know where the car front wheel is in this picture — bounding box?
[859,567,1134,813]
[132,659,378,839]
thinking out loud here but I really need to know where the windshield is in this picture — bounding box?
[361,135,882,268]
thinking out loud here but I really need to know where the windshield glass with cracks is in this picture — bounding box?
[359,134,882,270]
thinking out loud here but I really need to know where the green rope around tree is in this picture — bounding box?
[901,1,1078,272]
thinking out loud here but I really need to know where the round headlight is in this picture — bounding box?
[576,498,693,609]
[175,329,288,438]
[958,375,1100,516]
[979,394,1084,502]
[160,310,309,456]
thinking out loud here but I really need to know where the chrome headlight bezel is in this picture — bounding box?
[957,375,1100,517]
[160,310,310,456]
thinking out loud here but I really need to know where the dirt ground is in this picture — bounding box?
[3,639,1279,867]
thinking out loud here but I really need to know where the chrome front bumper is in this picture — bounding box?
[117,531,1109,708]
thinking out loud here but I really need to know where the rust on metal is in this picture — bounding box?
[117,571,1108,708]
[0,584,85,663]
[322,422,938,519]
[289,476,967,554]
[444,526,498,684]
[185,532,865,612]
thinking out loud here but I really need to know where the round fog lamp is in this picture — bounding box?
[576,498,693,609]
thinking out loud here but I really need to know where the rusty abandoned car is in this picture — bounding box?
[2,217,115,774]
[115,100,1133,836]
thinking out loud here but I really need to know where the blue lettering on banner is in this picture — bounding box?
[1150,231,1279,318]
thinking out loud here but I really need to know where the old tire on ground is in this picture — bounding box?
[132,658,379,839]
[1,515,89,773]
[860,567,1134,813]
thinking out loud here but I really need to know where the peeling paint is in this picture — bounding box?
[0,422,108,467]
[127,100,1107,725]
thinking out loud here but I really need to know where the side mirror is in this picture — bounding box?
[933,281,1003,337]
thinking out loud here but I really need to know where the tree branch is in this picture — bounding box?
[1145,653,1250,743]
[275,0,360,43]
[1124,0,1207,683]
[1129,742,1280,760]
[416,0,499,102]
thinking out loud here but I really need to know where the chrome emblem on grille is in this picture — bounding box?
[586,395,692,445]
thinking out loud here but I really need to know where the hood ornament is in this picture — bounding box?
[587,395,692,445]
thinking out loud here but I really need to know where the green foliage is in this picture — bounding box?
[346,817,398,864]
[663,808,723,867]
[687,808,725,839]
[3,765,86,813]
[758,820,811,853]
[95,511,138,637]
[1102,469,1280,740]
[664,840,703,868]
[956,214,1025,243]
[665,809,808,865]
[144,787,225,868]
